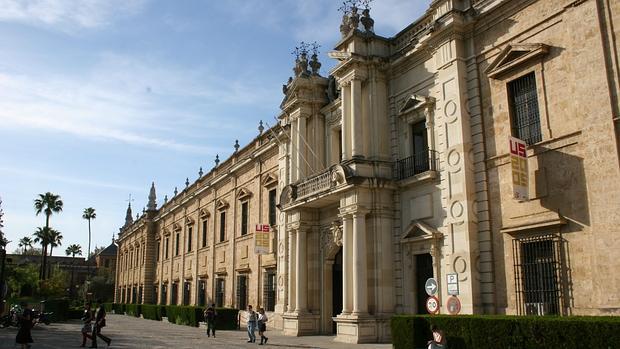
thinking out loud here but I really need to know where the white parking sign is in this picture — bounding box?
[446,273,459,296]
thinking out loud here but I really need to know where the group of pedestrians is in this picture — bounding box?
[80,299,111,348]
[245,305,269,345]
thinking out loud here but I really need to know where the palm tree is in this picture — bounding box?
[82,207,96,278]
[34,192,63,280]
[18,237,33,254]
[65,244,82,298]
[47,229,63,257]
[33,227,53,279]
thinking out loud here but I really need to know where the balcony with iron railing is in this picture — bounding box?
[394,150,438,181]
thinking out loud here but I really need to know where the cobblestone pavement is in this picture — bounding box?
[0,314,392,349]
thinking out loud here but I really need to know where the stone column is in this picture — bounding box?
[352,211,368,315]
[341,216,353,314]
[341,84,351,161]
[296,116,307,180]
[287,229,297,313]
[351,79,363,158]
[295,228,307,313]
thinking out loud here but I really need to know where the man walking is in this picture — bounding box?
[90,300,111,348]
[246,305,257,343]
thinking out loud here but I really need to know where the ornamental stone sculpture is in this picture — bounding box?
[361,8,374,33]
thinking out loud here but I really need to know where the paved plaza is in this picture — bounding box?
[0,314,391,349]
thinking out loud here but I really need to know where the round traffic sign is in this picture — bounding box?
[446,296,461,315]
[425,278,438,296]
[426,296,440,314]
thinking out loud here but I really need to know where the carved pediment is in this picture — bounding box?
[172,222,182,231]
[262,172,278,188]
[162,227,171,236]
[401,220,442,244]
[199,208,210,218]
[236,187,253,201]
[185,216,195,225]
[486,43,549,79]
[216,199,229,211]
[399,95,435,115]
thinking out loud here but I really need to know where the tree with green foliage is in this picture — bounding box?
[39,265,68,299]
[82,207,96,277]
[33,226,53,280]
[18,237,33,254]
[0,196,7,248]
[47,229,63,257]
[65,244,82,298]
[6,264,39,298]
[34,192,63,280]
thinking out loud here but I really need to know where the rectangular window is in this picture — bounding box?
[513,234,562,316]
[171,283,178,305]
[241,202,249,235]
[215,278,225,307]
[411,121,430,173]
[161,284,168,305]
[175,233,180,256]
[202,219,208,248]
[138,286,143,304]
[104,259,110,268]
[269,189,277,226]
[198,280,206,306]
[153,285,158,305]
[509,72,542,145]
[236,275,248,310]
[156,240,160,261]
[164,237,169,259]
[220,211,226,242]
[263,270,276,312]
[183,281,191,306]
[187,227,193,253]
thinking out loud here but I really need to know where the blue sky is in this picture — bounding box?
[0,0,430,256]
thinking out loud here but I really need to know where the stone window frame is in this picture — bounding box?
[199,209,210,249]
[398,95,436,160]
[486,43,552,149]
[236,188,253,237]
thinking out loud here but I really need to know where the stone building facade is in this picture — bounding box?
[115,131,280,311]
[115,0,620,344]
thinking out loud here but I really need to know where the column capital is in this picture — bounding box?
[339,205,370,218]
[337,70,367,87]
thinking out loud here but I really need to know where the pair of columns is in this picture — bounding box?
[286,210,369,317]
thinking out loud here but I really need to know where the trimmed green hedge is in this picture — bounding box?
[42,298,70,321]
[141,304,163,321]
[165,305,202,326]
[391,315,620,349]
[210,307,240,330]
[125,304,141,317]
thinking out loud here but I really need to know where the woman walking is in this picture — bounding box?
[80,302,94,347]
[257,308,268,345]
[90,300,111,348]
[15,302,33,349]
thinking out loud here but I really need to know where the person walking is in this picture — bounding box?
[90,300,111,348]
[257,308,268,345]
[427,325,447,349]
[15,302,33,349]
[204,305,216,338]
[80,302,94,347]
[246,305,257,343]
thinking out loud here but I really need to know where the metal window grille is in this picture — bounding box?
[202,220,208,248]
[187,227,193,252]
[153,285,158,305]
[241,202,249,235]
[509,73,542,145]
[138,286,143,304]
[183,282,191,306]
[236,275,248,310]
[263,271,276,312]
[269,190,277,226]
[175,233,180,256]
[215,278,225,307]
[171,283,178,305]
[220,212,226,242]
[513,234,562,316]
[161,284,167,305]
[198,280,206,306]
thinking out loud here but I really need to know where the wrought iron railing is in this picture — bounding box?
[394,150,437,180]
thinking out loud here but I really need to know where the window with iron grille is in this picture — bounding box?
[215,278,225,307]
[187,227,193,253]
[161,284,168,305]
[165,237,169,259]
[153,285,158,305]
[202,219,208,248]
[513,234,562,316]
[171,283,178,305]
[269,189,277,226]
[220,211,226,242]
[138,286,143,304]
[183,281,191,306]
[175,233,180,256]
[156,240,160,261]
[263,270,276,312]
[509,73,542,145]
[198,280,206,306]
[241,202,249,235]
[236,275,248,310]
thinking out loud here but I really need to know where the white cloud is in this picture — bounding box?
[0,0,148,30]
